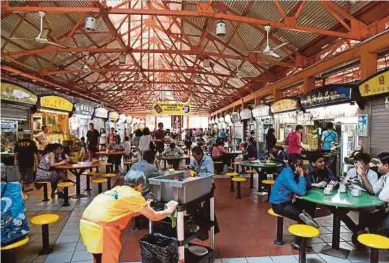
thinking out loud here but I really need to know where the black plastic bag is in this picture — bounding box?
[139,233,178,263]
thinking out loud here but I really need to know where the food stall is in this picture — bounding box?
[239,108,253,142]
[117,114,127,142]
[1,82,38,163]
[231,112,242,147]
[224,114,232,136]
[69,103,94,139]
[92,106,108,132]
[106,111,119,133]
[252,104,273,153]
[126,115,133,136]
[32,95,73,144]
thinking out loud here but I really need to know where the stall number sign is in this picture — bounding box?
[40,96,73,112]
[1,82,38,105]
[271,99,298,113]
[75,104,94,116]
[359,69,389,97]
[152,102,190,115]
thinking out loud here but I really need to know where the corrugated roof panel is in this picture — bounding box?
[226,1,250,15]
[297,2,338,30]
[237,23,264,52]
[44,13,76,40]
[248,2,283,22]
[274,29,317,50]
[241,62,261,78]
[227,78,245,89]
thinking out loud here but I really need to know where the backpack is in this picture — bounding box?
[1,182,29,245]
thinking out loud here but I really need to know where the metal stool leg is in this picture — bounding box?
[274,217,285,245]
[250,174,254,188]
[42,183,50,202]
[370,248,379,263]
[98,183,103,193]
[267,185,272,202]
[107,178,112,190]
[236,182,241,199]
[40,224,52,254]
[86,175,91,191]
[63,187,70,206]
[299,238,307,263]
[230,178,234,192]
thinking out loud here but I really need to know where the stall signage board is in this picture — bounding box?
[40,96,73,112]
[224,114,231,124]
[94,107,108,119]
[270,99,299,113]
[109,111,119,121]
[357,114,369,137]
[119,114,127,122]
[127,115,133,124]
[152,102,190,115]
[252,105,270,118]
[218,116,224,123]
[359,69,389,97]
[301,86,352,108]
[231,112,240,123]
[240,109,252,120]
[75,103,94,116]
[1,82,38,105]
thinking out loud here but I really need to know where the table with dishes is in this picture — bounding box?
[240,160,284,193]
[299,187,385,258]
[157,154,191,170]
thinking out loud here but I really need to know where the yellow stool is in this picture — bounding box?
[35,181,50,202]
[92,178,108,193]
[1,236,29,263]
[246,169,256,188]
[226,172,239,192]
[288,224,320,263]
[232,177,246,199]
[262,179,275,202]
[124,160,137,171]
[358,234,389,263]
[268,208,285,245]
[83,171,100,192]
[57,182,75,207]
[102,173,116,190]
[31,214,59,254]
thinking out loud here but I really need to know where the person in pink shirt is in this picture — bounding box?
[286,125,305,163]
[211,139,227,174]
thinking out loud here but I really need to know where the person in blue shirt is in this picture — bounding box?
[305,152,338,189]
[270,159,319,249]
[218,129,227,142]
[187,146,214,175]
[321,122,338,151]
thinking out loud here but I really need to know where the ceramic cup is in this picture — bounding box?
[339,184,347,193]
[324,187,332,195]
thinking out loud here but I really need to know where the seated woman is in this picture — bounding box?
[80,172,178,263]
[162,142,183,169]
[35,143,70,198]
[269,159,319,249]
[211,139,227,174]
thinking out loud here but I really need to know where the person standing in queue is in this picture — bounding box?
[86,123,100,161]
[14,131,38,192]
[80,172,178,263]
[286,125,305,163]
[99,128,107,151]
[154,122,166,155]
[34,125,49,153]
[321,122,338,151]
[139,127,153,155]
[266,128,277,152]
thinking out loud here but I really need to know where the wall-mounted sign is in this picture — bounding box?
[224,114,231,124]
[270,98,299,114]
[74,103,94,116]
[357,114,368,137]
[109,111,119,121]
[359,69,389,97]
[40,95,73,112]
[127,115,133,124]
[218,116,224,123]
[252,104,270,118]
[240,109,252,120]
[301,85,354,109]
[1,82,38,105]
[152,102,190,115]
[231,112,240,123]
[94,107,108,119]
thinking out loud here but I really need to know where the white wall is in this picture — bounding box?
[189,116,208,129]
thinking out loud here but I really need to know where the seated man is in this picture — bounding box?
[162,142,183,169]
[270,160,319,249]
[305,151,338,189]
[269,146,286,163]
[187,146,214,175]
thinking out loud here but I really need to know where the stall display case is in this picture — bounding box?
[32,112,69,144]
[1,120,18,153]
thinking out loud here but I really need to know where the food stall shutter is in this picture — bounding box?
[370,97,389,156]
[1,104,29,120]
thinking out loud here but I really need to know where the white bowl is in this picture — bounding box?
[188,245,208,256]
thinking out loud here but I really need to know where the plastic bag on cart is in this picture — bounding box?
[139,233,178,263]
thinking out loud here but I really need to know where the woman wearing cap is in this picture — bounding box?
[80,171,178,263]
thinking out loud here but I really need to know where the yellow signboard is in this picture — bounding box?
[152,102,191,115]
[40,96,73,112]
[1,82,38,105]
[359,69,389,97]
[109,111,119,120]
[271,99,299,113]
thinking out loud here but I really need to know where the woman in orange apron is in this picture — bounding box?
[80,171,178,263]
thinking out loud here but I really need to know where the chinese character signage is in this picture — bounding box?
[252,104,270,118]
[1,82,38,105]
[94,107,108,119]
[359,69,389,97]
[270,98,299,114]
[40,95,73,112]
[240,109,252,120]
[152,102,191,115]
[74,103,94,116]
[301,85,353,109]
[357,114,369,137]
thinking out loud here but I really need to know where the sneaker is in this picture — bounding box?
[299,211,320,228]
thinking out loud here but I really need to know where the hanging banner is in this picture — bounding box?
[357,114,369,137]
[94,107,108,119]
[40,95,73,112]
[301,85,354,109]
[252,104,270,118]
[240,109,252,120]
[270,98,299,114]
[359,69,389,97]
[74,103,94,116]
[1,82,38,105]
[109,111,119,121]
[224,114,231,124]
[152,102,191,115]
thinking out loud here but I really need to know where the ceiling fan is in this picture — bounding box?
[253,25,288,58]
[9,11,68,48]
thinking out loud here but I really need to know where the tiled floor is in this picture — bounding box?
[7,173,389,263]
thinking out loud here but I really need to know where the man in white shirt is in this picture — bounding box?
[345,153,378,195]
[34,126,49,152]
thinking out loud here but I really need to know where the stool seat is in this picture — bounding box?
[102,173,116,178]
[214,161,223,164]
[268,208,282,217]
[0,236,29,250]
[35,181,50,184]
[246,170,255,174]
[31,214,59,225]
[288,224,319,238]
[225,172,239,177]
[84,171,100,176]
[262,179,275,185]
[124,160,137,164]
[357,234,389,250]
[57,182,75,188]
[92,178,108,184]
[232,177,247,182]
[233,162,241,165]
